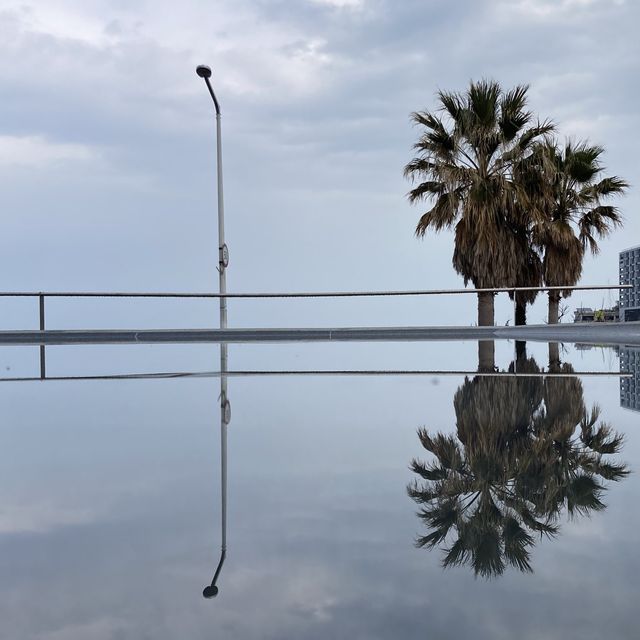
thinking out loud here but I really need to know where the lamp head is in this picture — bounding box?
[196,65,212,79]
[203,585,219,599]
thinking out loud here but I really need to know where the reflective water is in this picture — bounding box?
[1,341,639,639]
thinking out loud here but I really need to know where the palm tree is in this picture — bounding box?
[530,140,628,324]
[408,359,628,578]
[405,80,553,335]
[510,148,550,326]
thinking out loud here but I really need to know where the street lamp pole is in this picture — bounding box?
[197,64,230,599]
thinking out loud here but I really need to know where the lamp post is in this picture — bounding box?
[196,64,228,343]
[197,63,230,598]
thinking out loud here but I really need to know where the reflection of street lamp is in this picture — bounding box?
[203,548,226,599]
[202,390,230,599]
[197,64,231,599]
[202,389,231,598]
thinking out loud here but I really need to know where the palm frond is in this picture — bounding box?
[415,191,461,235]
[437,89,464,121]
[467,79,501,128]
[406,180,445,202]
[589,176,629,197]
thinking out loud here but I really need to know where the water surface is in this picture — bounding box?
[1,341,638,639]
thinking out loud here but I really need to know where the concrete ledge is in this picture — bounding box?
[0,322,638,346]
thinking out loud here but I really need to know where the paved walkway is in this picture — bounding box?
[0,322,638,346]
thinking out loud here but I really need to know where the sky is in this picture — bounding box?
[1,0,639,331]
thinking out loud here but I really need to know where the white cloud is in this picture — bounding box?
[503,0,624,19]
[0,0,343,115]
[0,135,97,168]
[311,0,365,8]
[9,2,109,46]
[560,114,614,140]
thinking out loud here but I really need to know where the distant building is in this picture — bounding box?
[619,346,640,412]
[619,245,640,321]
[573,305,619,322]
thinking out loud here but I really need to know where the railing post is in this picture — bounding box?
[39,294,46,380]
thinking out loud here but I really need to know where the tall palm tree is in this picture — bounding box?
[531,140,628,324]
[408,359,628,578]
[405,80,553,337]
[510,148,550,326]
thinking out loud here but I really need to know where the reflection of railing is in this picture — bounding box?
[0,284,632,379]
[0,369,632,382]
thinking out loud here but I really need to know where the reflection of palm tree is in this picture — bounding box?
[526,365,628,518]
[408,359,628,578]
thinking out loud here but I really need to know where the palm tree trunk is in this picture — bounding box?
[514,293,527,364]
[515,297,527,326]
[549,342,560,370]
[478,292,495,326]
[548,289,561,366]
[477,292,495,371]
[478,341,495,372]
[548,291,560,324]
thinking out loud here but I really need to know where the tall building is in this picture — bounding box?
[619,245,640,321]
[619,346,640,412]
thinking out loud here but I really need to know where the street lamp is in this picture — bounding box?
[197,63,230,599]
[195,64,228,335]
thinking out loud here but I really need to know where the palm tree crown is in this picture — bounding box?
[529,140,628,323]
[405,80,553,330]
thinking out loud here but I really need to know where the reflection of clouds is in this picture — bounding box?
[0,502,101,535]
[39,617,125,640]
[562,518,607,541]
[0,135,98,169]
[278,570,338,622]
[2,450,640,639]
[2,374,640,639]
[226,565,341,626]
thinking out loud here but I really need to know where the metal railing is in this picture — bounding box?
[0,284,631,379]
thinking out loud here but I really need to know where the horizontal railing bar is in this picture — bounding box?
[0,369,632,382]
[0,284,632,299]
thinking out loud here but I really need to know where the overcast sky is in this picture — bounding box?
[1,0,638,328]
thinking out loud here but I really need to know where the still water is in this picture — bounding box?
[1,341,639,639]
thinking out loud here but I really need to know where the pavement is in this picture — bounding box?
[0,322,639,346]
